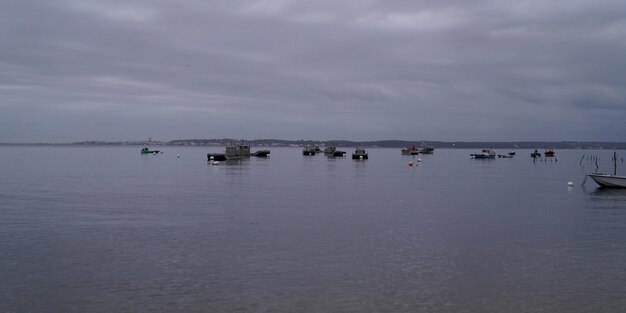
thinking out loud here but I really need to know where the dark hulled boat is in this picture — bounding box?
[324,146,346,157]
[207,141,270,161]
[352,148,368,160]
[417,145,435,154]
[471,149,496,159]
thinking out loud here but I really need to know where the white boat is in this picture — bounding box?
[587,152,626,188]
[588,173,626,188]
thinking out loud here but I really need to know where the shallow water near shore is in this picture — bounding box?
[1,146,626,312]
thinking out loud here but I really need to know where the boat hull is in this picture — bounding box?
[471,149,496,159]
[207,153,227,161]
[588,174,626,188]
[141,147,160,154]
[352,154,368,160]
[401,148,419,155]
[326,151,346,157]
[253,150,270,157]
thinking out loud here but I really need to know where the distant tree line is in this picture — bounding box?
[164,139,626,149]
[2,139,618,149]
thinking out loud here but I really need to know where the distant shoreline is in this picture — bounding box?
[2,139,626,150]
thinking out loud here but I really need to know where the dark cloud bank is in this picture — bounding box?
[2,0,626,142]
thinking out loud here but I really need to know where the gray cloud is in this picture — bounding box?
[1,0,626,142]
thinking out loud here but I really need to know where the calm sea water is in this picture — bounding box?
[1,146,626,312]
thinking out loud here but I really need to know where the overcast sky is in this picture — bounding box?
[2,0,626,142]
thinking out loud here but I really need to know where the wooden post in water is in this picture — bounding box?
[614,151,617,176]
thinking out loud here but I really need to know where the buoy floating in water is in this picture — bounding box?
[567,182,574,187]
[212,161,220,165]
[417,159,422,163]
[177,155,180,158]
[408,161,413,167]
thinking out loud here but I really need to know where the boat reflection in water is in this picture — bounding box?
[586,187,626,210]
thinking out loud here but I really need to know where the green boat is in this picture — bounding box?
[141,147,160,154]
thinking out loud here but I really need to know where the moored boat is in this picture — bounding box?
[324,146,346,157]
[352,148,368,160]
[207,141,269,161]
[544,148,555,157]
[417,145,435,154]
[587,152,626,188]
[401,146,419,155]
[141,147,160,154]
[588,173,626,188]
[253,150,270,157]
[531,149,541,158]
[303,145,316,156]
[471,149,496,159]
